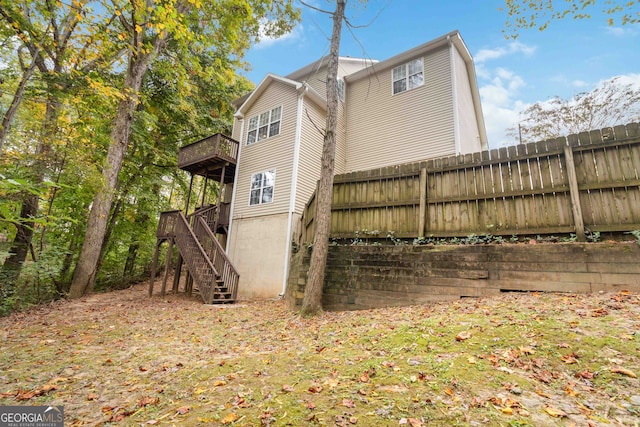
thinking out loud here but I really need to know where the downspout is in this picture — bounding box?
[226,116,244,252]
[449,35,461,155]
[281,86,306,296]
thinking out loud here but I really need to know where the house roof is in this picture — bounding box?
[233,73,326,118]
[285,56,376,82]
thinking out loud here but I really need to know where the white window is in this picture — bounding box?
[249,169,276,205]
[392,59,424,95]
[246,106,281,145]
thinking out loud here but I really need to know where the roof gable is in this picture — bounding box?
[234,73,327,118]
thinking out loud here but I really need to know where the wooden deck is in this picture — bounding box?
[178,133,238,180]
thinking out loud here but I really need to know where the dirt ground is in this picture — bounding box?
[1,279,639,426]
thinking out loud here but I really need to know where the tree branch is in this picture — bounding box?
[299,0,334,15]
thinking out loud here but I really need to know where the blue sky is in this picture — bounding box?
[241,0,640,148]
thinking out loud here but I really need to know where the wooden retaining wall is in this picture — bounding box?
[286,242,640,311]
[301,123,640,241]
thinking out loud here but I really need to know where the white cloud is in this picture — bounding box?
[255,23,304,49]
[475,41,536,64]
[603,26,636,37]
[572,80,589,88]
[479,70,530,147]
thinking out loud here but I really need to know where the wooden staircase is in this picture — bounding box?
[152,208,239,303]
[150,133,240,303]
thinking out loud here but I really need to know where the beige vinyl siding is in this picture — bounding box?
[304,65,328,99]
[335,101,347,175]
[345,46,455,173]
[301,59,370,101]
[231,116,243,141]
[453,46,482,154]
[295,97,325,213]
[233,80,298,218]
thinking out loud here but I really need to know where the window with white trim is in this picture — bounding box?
[246,106,281,145]
[249,169,276,205]
[392,59,424,95]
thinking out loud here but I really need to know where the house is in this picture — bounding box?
[225,30,488,299]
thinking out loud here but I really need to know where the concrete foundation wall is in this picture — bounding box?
[286,242,640,311]
[228,214,289,299]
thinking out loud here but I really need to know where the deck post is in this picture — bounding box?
[418,167,427,237]
[161,238,174,296]
[214,164,227,234]
[185,174,194,214]
[149,240,161,297]
[172,256,182,292]
[563,145,586,241]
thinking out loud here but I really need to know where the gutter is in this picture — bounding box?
[449,35,462,155]
[226,114,244,252]
[281,85,307,296]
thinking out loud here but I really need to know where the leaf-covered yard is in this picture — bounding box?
[1,281,639,426]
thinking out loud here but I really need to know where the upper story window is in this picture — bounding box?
[392,59,424,95]
[249,169,276,205]
[247,106,282,145]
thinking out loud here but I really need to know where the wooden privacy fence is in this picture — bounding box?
[301,123,640,242]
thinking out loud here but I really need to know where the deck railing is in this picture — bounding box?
[156,210,182,239]
[157,208,239,302]
[178,133,239,169]
[173,212,219,303]
[192,216,239,301]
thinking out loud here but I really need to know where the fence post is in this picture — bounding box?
[563,145,586,241]
[419,167,427,237]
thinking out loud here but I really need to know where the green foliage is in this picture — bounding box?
[626,230,640,245]
[503,0,640,39]
[1,0,301,309]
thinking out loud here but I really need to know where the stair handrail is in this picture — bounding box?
[195,216,240,300]
[195,216,239,273]
[176,212,219,278]
[189,204,217,219]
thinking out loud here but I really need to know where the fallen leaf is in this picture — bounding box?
[455,331,472,341]
[399,418,423,427]
[575,370,595,379]
[610,367,637,378]
[213,380,227,387]
[535,389,552,398]
[176,406,190,415]
[341,398,355,408]
[544,406,567,418]
[519,346,535,355]
[137,396,160,408]
[281,384,294,392]
[221,412,238,424]
[308,384,323,393]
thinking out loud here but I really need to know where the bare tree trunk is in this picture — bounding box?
[300,0,345,316]
[68,45,161,298]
